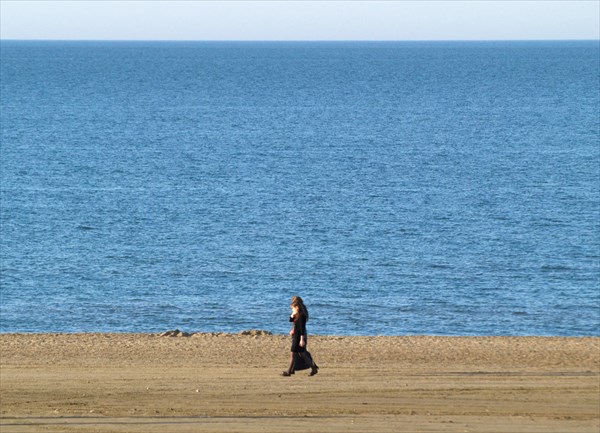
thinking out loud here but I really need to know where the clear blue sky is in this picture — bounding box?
[1,0,598,41]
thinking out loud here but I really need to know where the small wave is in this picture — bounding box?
[541,264,575,272]
[76,225,95,231]
[512,311,528,316]
[428,263,452,269]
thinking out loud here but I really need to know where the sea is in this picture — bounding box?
[1,40,598,336]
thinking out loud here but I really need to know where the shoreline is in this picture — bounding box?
[2,330,598,337]
[1,333,598,432]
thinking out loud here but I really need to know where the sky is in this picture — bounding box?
[0,1,598,41]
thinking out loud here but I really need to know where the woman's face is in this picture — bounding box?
[291,304,299,313]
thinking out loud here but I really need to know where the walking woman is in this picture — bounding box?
[282,296,319,376]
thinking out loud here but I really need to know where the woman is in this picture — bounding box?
[282,296,319,376]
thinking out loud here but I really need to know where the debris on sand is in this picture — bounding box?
[158,329,192,337]
[239,330,273,336]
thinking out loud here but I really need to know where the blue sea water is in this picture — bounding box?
[1,41,598,336]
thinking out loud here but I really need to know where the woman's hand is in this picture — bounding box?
[300,337,306,348]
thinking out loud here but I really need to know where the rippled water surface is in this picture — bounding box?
[1,41,598,335]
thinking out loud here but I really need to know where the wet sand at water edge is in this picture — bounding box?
[1,333,598,432]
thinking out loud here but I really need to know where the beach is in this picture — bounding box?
[0,333,598,432]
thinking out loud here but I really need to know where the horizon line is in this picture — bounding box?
[1,38,598,43]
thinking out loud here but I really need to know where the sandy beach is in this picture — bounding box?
[1,332,598,432]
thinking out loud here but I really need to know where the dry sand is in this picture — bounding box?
[1,333,598,432]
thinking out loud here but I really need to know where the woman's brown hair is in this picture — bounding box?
[291,296,309,321]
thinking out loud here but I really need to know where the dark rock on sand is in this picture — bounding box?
[159,329,192,337]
